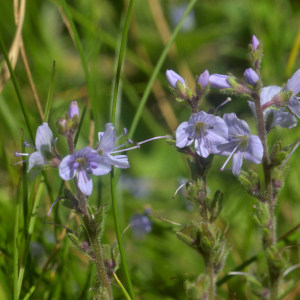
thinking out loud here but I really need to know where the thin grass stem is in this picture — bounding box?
[44,61,56,123]
[128,0,198,140]
[60,0,98,140]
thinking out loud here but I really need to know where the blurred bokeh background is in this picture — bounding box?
[1,0,300,299]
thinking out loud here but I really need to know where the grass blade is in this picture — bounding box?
[74,104,87,149]
[0,32,34,142]
[110,1,136,299]
[60,0,98,140]
[21,129,28,239]
[128,0,198,140]
[43,61,56,123]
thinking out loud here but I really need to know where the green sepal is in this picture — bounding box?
[43,150,56,161]
[227,76,238,88]
[238,172,252,193]
[61,198,76,209]
[186,179,202,203]
[186,88,193,99]
[209,190,224,222]
[177,80,187,98]
[185,275,210,300]
[246,276,266,299]
[174,223,200,250]
[62,188,79,210]
[67,233,92,260]
[93,206,106,237]
[77,225,89,243]
[270,141,288,168]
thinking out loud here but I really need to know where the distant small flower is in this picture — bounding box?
[209,74,231,89]
[245,68,259,86]
[14,123,61,178]
[197,69,209,88]
[176,111,228,157]
[59,146,111,196]
[170,4,196,31]
[166,70,185,89]
[212,113,263,176]
[252,35,259,50]
[130,213,153,239]
[248,86,297,130]
[68,101,79,119]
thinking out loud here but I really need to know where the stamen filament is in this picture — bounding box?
[173,182,187,199]
[220,143,241,171]
[14,151,29,157]
[215,97,231,112]
[11,159,29,166]
[113,140,131,151]
[115,128,128,142]
[47,197,64,216]
[138,135,172,145]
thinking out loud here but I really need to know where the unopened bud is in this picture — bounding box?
[209,74,231,89]
[197,69,209,88]
[68,101,79,119]
[56,117,67,135]
[166,70,185,89]
[245,68,259,86]
[252,35,259,50]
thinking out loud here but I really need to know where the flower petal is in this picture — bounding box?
[59,155,75,180]
[260,86,281,105]
[88,156,112,175]
[271,110,297,129]
[106,154,130,169]
[28,151,48,172]
[232,150,244,176]
[244,135,263,164]
[97,123,116,153]
[194,136,210,158]
[223,113,250,137]
[287,95,300,118]
[176,121,194,148]
[211,142,239,156]
[285,69,300,95]
[77,170,93,196]
[205,116,228,145]
[35,123,54,154]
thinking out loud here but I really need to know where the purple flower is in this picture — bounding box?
[248,86,297,130]
[209,74,231,89]
[68,101,79,119]
[252,35,259,50]
[97,123,131,169]
[59,147,111,196]
[166,70,185,89]
[245,68,259,86]
[212,113,263,176]
[283,69,300,118]
[130,213,153,239]
[197,69,209,88]
[15,123,60,176]
[176,111,228,158]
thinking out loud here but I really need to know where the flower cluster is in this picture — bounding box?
[14,102,170,196]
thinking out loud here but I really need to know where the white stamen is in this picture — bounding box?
[11,159,29,166]
[228,271,255,278]
[220,143,241,171]
[115,128,128,142]
[14,151,29,157]
[113,140,132,151]
[215,97,231,112]
[279,141,300,171]
[47,197,64,216]
[173,182,187,198]
[283,264,300,277]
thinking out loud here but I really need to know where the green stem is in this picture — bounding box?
[14,173,22,300]
[128,0,198,140]
[112,272,132,300]
[110,0,136,299]
[60,0,98,140]
[0,32,34,142]
[110,168,135,299]
[204,258,215,300]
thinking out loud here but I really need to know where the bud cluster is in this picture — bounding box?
[57,101,80,136]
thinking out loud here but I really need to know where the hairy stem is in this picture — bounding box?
[204,257,215,300]
[252,91,277,299]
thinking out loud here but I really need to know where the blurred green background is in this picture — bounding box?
[1,0,300,299]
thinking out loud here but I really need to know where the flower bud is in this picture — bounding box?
[245,68,259,86]
[197,69,209,88]
[56,117,67,135]
[252,35,259,50]
[209,74,231,89]
[166,70,185,89]
[68,101,79,119]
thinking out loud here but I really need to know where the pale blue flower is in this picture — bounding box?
[248,86,297,130]
[212,113,263,176]
[130,213,153,239]
[176,111,228,158]
[97,123,131,169]
[59,146,111,196]
[252,35,259,50]
[245,68,259,86]
[68,101,79,119]
[284,69,300,118]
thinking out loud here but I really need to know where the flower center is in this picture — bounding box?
[235,135,248,148]
[98,149,104,156]
[193,122,206,133]
[75,157,87,167]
